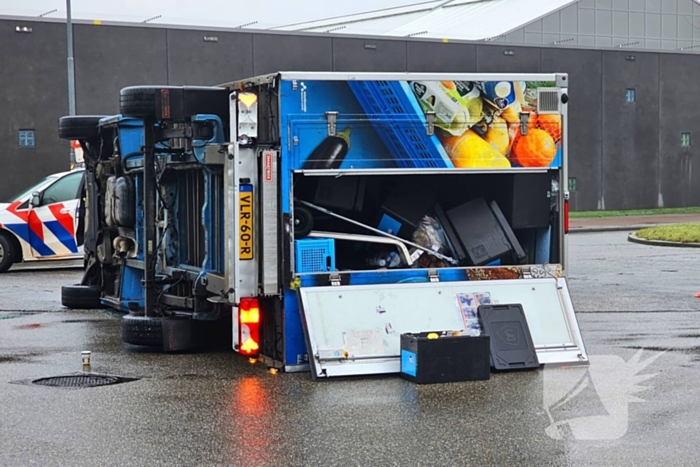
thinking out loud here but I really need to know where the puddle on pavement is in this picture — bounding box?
[13,319,114,330]
[625,345,700,354]
[0,352,47,363]
[0,312,40,320]
[164,373,209,380]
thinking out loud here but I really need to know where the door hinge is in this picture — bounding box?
[329,273,341,286]
[426,111,436,136]
[428,269,439,283]
[326,111,338,136]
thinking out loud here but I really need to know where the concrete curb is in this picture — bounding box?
[569,224,658,233]
[627,232,700,248]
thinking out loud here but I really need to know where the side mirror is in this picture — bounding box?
[31,191,41,207]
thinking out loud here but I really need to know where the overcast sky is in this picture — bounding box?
[2,0,430,29]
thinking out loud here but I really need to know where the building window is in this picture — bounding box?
[19,129,36,148]
[568,177,577,192]
[682,133,691,147]
[625,89,636,103]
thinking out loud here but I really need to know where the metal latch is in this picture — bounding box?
[329,273,341,286]
[519,111,531,136]
[326,111,338,136]
[428,269,439,283]
[426,111,436,136]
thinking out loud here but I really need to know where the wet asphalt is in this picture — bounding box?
[1,232,700,467]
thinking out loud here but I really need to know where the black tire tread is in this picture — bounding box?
[294,206,314,239]
[119,85,229,120]
[121,315,163,347]
[61,284,103,309]
[58,116,107,141]
[0,233,14,273]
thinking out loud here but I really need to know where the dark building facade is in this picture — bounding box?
[2,16,698,211]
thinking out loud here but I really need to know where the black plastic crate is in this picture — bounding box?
[435,197,526,266]
[400,331,490,384]
[477,304,540,371]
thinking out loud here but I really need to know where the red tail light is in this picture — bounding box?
[564,199,570,234]
[239,298,260,356]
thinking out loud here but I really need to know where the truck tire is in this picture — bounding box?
[58,116,107,140]
[0,233,15,273]
[61,284,103,309]
[121,315,163,347]
[294,206,314,239]
[119,85,229,121]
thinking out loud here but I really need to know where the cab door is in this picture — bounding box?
[28,171,84,259]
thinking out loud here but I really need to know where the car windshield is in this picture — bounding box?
[5,176,59,203]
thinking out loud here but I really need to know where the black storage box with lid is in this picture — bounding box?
[433,197,527,266]
[400,331,491,384]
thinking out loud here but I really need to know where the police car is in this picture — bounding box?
[0,168,85,272]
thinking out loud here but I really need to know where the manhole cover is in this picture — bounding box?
[32,375,121,388]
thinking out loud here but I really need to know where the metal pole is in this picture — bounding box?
[143,118,157,316]
[66,0,76,116]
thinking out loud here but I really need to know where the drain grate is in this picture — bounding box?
[32,375,120,388]
[21,373,139,389]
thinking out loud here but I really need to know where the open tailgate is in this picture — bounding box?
[298,277,587,379]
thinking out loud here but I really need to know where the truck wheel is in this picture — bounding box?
[0,234,15,273]
[61,284,103,309]
[121,315,163,347]
[294,206,314,239]
[119,85,229,120]
[58,116,107,141]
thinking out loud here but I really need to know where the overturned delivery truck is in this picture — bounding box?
[58,72,587,378]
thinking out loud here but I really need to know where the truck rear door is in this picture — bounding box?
[298,276,587,379]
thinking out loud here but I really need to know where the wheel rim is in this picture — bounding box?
[0,242,4,263]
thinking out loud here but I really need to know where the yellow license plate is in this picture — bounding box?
[238,185,253,260]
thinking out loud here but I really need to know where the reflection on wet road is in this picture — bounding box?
[1,232,700,466]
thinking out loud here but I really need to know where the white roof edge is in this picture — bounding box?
[278,0,579,42]
[275,71,564,81]
[491,0,579,41]
[218,71,567,89]
[274,1,488,31]
[271,1,443,31]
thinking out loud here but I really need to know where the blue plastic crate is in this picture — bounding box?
[295,238,336,273]
[347,80,453,169]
